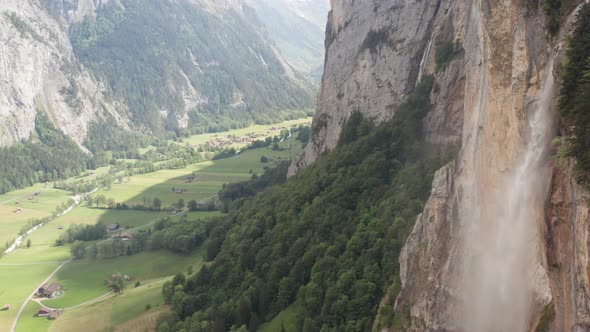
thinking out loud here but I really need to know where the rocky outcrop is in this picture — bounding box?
[392,0,559,329]
[395,162,460,331]
[390,1,590,331]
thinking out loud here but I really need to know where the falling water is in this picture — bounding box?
[459,57,555,331]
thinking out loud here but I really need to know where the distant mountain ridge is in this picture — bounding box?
[246,0,330,83]
[0,0,316,147]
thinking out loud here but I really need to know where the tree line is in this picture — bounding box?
[558,3,590,182]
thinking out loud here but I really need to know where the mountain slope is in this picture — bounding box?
[0,0,123,147]
[68,0,316,134]
[0,0,315,146]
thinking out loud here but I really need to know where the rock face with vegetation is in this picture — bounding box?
[0,0,315,146]
[289,0,590,331]
[0,0,122,147]
[289,0,464,175]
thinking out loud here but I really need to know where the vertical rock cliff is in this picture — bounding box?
[294,0,590,330]
[289,0,464,176]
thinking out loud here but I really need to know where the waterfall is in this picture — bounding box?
[458,57,555,331]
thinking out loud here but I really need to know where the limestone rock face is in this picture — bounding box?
[0,0,120,147]
[396,162,460,331]
[289,0,465,176]
[392,0,557,329]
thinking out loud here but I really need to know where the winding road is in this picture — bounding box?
[33,291,113,311]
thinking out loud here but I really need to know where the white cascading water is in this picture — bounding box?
[459,56,555,331]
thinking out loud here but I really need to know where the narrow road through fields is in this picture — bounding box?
[10,259,71,332]
[34,291,113,311]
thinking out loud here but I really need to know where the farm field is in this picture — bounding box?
[0,185,71,246]
[0,120,308,332]
[45,249,205,309]
[15,301,52,332]
[0,165,113,248]
[97,138,302,208]
[48,279,172,332]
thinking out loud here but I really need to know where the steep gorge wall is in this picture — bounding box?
[295,0,590,330]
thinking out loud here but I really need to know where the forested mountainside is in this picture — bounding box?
[246,0,330,83]
[65,0,315,134]
[0,0,316,193]
[0,0,314,146]
[162,78,456,331]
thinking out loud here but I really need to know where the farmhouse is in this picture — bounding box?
[37,282,62,298]
[120,233,132,241]
[37,308,51,317]
[49,309,62,320]
[37,308,62,319]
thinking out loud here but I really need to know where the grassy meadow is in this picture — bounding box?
[0,119,308,332]
[0,262,61,330]
[45,249,205,309]
[99,140,301,208]
[48,280,172,332]
[0,185,71,246]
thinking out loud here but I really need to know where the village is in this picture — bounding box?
[200,122,309,150]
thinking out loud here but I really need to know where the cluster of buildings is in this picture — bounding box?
[37,307,62,320]
[204,134,260,150]
[35,282,64,320]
